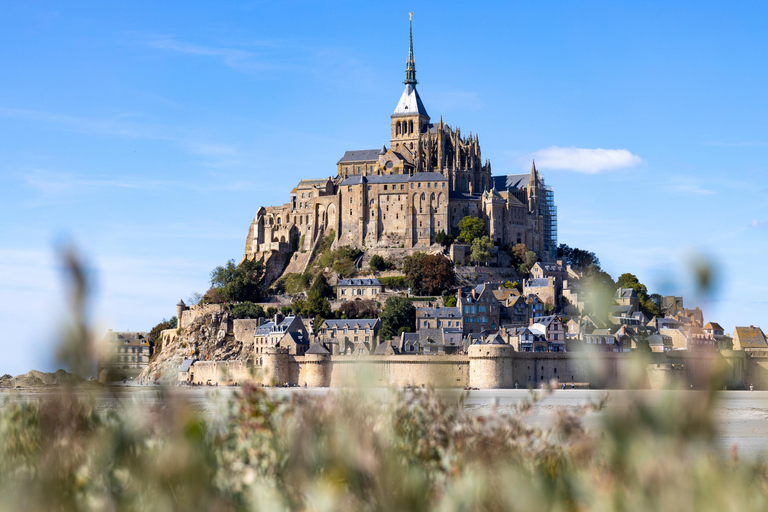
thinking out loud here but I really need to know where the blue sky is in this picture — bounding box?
[1,1,766,375]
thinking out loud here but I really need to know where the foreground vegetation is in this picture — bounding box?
[2,382,768,511]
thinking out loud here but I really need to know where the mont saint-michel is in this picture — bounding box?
[87,19,765,393]
[243,19,556,286]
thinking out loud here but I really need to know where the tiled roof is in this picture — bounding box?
[735,326,767,349]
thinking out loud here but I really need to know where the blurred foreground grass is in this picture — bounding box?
[1,383,768,511]
[4,249,764,510]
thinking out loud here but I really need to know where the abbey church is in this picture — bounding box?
[244,20,557,277]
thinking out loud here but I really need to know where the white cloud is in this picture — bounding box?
[751,219,768,229]
[530,146,642,174]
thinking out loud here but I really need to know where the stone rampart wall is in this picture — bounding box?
[252,347,756,389]
[189,360,251,385]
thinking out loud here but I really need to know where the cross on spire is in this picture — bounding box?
[404,14,417,85]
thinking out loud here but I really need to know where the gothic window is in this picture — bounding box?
[396,122,401,136]
[350,209,352,216]
[409,120,413,134]
[410,142,413,150]
[350,198,353,203]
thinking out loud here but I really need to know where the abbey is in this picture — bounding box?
[244,20,556,271]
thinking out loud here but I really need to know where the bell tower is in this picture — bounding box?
[390,14,430,169]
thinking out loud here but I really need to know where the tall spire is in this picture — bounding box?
[405,13,417,85]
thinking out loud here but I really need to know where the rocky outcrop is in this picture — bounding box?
[0,369,93,388]
[141,304,257,382]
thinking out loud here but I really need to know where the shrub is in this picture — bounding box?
[231,302,265,319]
[379,276,407,289]
[369,254,387,271]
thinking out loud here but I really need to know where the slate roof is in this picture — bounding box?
[339,172,447,187]
[393,83,429,116]
[374,342,400,355]
[416,307,461,318]
[615,288,638,299]
[735,326,768,349]
[178,359,195,373]
[255,321,275,336]
[322,319,378,330]
[305,342,330,355]
[283,331,309,346]
[492,174,532,190]
[525,278,551,288]
[338,149,381,164]
[338,278,381,286]
[704,322,724,330]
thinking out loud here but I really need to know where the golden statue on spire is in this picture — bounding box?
[409,12,413,20]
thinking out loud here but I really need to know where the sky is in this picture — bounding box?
[1,1,766,375]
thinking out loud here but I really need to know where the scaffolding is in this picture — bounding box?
[540,179,558,260]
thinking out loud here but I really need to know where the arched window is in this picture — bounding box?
[408,120,413,134]
[396,122,401,136]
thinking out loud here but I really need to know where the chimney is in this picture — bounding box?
[274,313,284,325]
[457,288,462,303]
[556,259,563,266]
[471,288,477,300]
[529,317,534,326]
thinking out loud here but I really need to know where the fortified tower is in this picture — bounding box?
[262,347,291,386]
[468,342,514,388]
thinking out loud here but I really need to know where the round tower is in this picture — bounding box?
[303,353,331,387]
[176,299,187,327]
[468,343,514,389]
[262,347,291,386]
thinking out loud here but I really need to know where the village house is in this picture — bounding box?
[254,315,310,363]
[733,326,768,352]
[336,277,384,301]
[318,318,380,354]
[98,330,152,381]
[459,284,501,334]
[522,277,557,310]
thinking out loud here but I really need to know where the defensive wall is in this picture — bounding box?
[186,347,764,390]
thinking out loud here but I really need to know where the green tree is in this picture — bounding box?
[457,216,485,244]
[617,273,662,318]
[443,294,457,308]
[280,305,292,316]
[434,230,455,250]
[308,273,333,300]
[147,316,178,354]
[369,254,387,271]
[231,303,265,319]
[338,299,378,319]
[557,244,600,269]
[379,297,416,341]
[471,236,493,266]
[209,258,264,303]
[403,253,455,295]
[266,306,278,318]
[517,250,538,274]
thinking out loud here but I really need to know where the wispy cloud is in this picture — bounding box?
[751,219,768,229]
[703,141,768,147]
[667,176,715,196]
[530,146,642,174]
[145,36,282,71]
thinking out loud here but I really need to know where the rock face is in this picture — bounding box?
[141,304,256,382]
[0,369,88,388]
